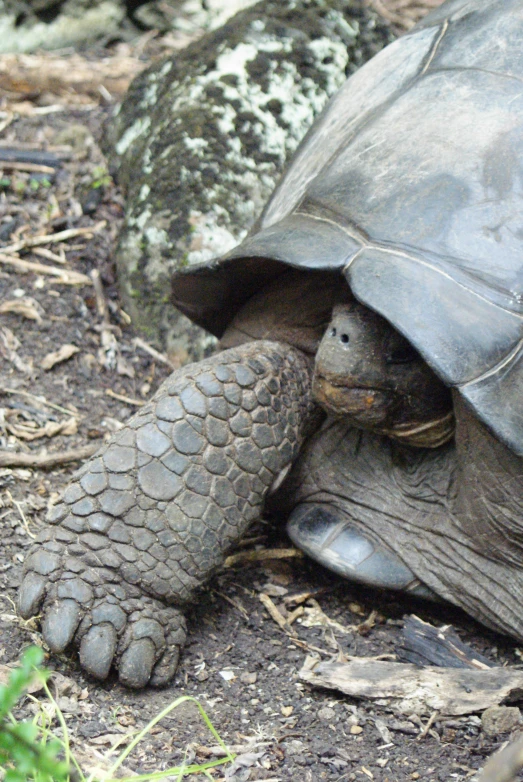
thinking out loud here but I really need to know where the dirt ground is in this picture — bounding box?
[1,4,523,781]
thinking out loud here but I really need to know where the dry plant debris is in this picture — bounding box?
[366,0,446,31]
[40,344,79,371]
[300,657,523,716]
[224,547,304,567]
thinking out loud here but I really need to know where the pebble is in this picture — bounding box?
[318,706,336,722]
[481,706,522,736]
[240,671,257,684]
[350,725,363,735]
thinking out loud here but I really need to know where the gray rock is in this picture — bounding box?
[318,706,337,722]
[105,0,393,356]
[481,706,522,737]
[0,0,254,53]
[0,0,128,53]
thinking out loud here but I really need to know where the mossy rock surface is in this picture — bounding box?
[107,0,394,359]
[0,0,250,53]
[0,0,130,52]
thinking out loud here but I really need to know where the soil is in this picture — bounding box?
[1,8,523,782]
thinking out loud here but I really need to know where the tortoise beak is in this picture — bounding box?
[312,374,395,425]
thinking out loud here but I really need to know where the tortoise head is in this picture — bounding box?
[313,303,454,448]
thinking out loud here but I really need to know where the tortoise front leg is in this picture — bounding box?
[18,341,318,688]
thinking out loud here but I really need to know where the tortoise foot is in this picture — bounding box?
[287,504,436,600]
[19,531,187,688]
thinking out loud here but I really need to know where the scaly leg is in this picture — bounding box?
[19,341,319,687]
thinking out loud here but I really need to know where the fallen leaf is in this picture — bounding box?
[0,326,33,373]
[0,297,43,322]
[41,343,79,370]
[300,599,353,635]
[7,416,78,441]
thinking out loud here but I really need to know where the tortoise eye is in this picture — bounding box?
[386,343,418,365]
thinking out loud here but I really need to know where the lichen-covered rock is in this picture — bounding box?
[0,0,129,53]
[0,0,255,54]
[106,0,393,359]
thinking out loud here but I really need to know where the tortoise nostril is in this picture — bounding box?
[330,327,337,337]
[340,333,349,344]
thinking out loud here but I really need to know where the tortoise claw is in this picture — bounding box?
[42,599,82,653]
[80,624,118,680]
[287,503,437,599]
[150,644,182,688]
[119,639,156,689]
[18,572,47,618]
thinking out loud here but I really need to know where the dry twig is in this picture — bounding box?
[133,336,177,370]
[0,443,100,468]
[0,162,56,174]
[260,593,297,637]
[224,548,304,567]
[1,221,105,255]
[0,253,91,285]
[105,389,145,407]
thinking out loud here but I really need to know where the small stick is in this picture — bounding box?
[0,162,56,174]
[0,443,100,469]
[224,548,304,567]
[283,588,328,605]
[133,336,177,370]
[90,268,109,321]
[5,490,34,538]
[105,389,145,407]
[286,606,305,625]
[1,220,106,255]
[417,709,439,740]
[213,590,249,621]
[0,388,77,416]
[0,253,91,285]
[32,247,66,264]
[260,593,296,637]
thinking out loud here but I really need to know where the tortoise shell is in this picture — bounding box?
[171,0,523,456]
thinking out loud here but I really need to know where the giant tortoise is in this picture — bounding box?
[18,0,523,687]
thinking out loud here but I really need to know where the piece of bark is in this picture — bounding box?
[299,658,523,716]
[0,148,62,168]
[399,615,493,670]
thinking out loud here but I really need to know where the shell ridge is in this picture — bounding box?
[293,208,369,248]
[428,64,523,86]
[346,242,523,320]
[460,337,523,387]
[420,18,450,76]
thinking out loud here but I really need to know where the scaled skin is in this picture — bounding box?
[17,271,523,686]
